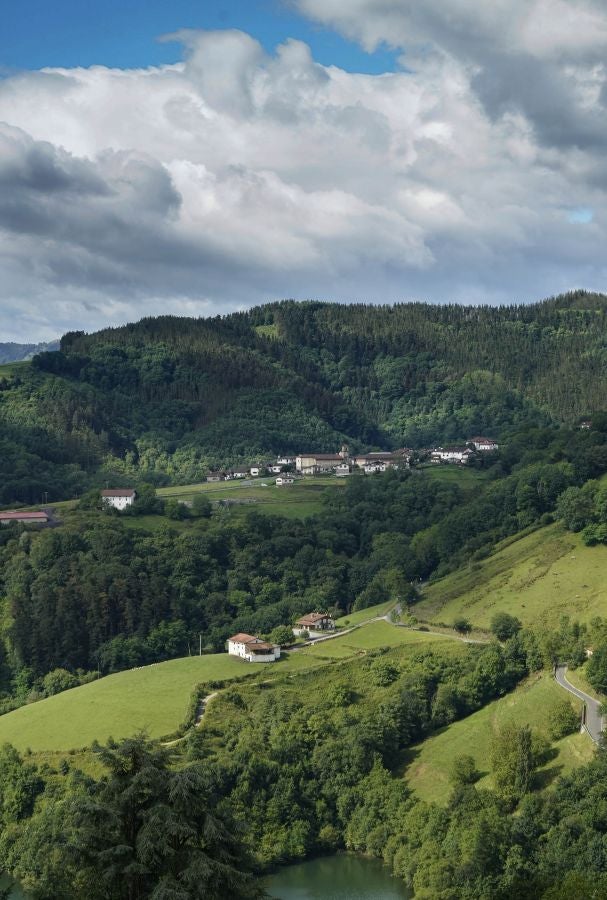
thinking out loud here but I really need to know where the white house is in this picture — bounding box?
[468,436,499,452]
[431,447,475,465]
[250,465,266,477]
[335,463,351,477]
[101,489,136,510]
[276,477,294,486]
[231,467,249,479]
[296,453,342,474]
[276,456,296,466]
[293,613,336,637]
[268,464,283,474]
[227,633,281,662]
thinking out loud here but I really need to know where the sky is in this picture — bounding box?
[0,0,606,340]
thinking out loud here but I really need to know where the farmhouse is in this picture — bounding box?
[296,453,343,474]
[293,612,335,637]
[468,436,499,452]
[276,476,294,486]
[227,633,281,662]
[231,467,249,479]
[335,463,351,477]
[431,447,475,465]
[101,489,136,510]
[0,510,49,526]
[207,472,225,483]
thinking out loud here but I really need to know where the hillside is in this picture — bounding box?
[415,521,607,629]
[0,621,447,751]
[406,671,594,804]
[2,291,607,501]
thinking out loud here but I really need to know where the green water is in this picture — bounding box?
[266,854,412,899]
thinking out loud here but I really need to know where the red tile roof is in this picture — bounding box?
[101,489,136,498]
[0,511,48,520]
[228,633,257,643]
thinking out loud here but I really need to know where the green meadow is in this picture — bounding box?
[0,621,459,752]
[157,476,344,519]
[406,672,594,804]
[415,522,607,629]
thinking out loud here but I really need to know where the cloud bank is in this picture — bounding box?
[0,7,606,339]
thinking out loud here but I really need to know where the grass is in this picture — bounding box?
[303,621,453,658]
[418,466,488,493]
[0,620,463,752]
[415,522,607,629]
[335,600,396,626]
[564,664,604,703]
[405,672,594,804]
[0,360,29,377]
[0,655,262,752]
[156,477,344,520]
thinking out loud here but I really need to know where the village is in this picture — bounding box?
[0,437,500,527]
[205,436,499,483]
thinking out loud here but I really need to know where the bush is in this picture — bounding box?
[450,754,480,786]
[548,699,579,740]
[453,618,472,635]
[490,612,522,642]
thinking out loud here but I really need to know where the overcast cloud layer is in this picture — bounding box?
[0,2,606,340]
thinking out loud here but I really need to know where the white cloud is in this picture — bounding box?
[0,18,605,340]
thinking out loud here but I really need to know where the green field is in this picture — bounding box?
[415,522,607,629]
[418,465,488,494]
[0,360,29,377]
[335,600,396,626]
[406,672,594,804]
[0,621,460,752]
[157,476,344,520]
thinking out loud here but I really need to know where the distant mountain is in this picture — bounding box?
[0,340,59,363]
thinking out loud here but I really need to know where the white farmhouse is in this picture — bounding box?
[468,436,499,452]
[276,477,294,486]
[431,447,475,465]
[227,633,281,662]
[101,489,136,511]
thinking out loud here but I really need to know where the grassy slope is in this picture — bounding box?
[415,522,607,629]
[406,672,595,804]
[0,622,447,752]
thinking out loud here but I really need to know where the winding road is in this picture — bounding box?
[555,665,604,744]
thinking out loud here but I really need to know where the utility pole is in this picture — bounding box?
[199,633,202,656]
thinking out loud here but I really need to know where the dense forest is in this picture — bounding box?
[2,291,607,502]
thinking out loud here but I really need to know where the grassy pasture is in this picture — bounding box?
[405,672,594,804]
[415,522,607,629]
[157,476,343,520]
[0,621,460,752]
[335,600,396,626]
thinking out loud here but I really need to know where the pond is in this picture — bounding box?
[266,854,412,899]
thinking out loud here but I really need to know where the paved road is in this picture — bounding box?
[555,665,604,744]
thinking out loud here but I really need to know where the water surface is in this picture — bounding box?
[266,854,411,899]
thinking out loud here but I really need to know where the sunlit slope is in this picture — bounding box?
[415,523,607,629]
[0,622,451,752]
[0,655,252,752]
[406,672,594,804]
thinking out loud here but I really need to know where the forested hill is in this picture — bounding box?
[1,290,607,501]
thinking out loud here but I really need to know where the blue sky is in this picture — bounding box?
[0,0,398,74]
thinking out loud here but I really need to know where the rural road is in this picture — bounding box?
[555,665,604,744]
